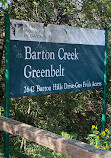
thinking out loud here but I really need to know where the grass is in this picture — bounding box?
[0,134,72,158]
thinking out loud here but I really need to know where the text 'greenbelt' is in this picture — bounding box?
[23,46,79,78]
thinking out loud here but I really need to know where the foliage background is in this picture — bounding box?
[0,0,111,157]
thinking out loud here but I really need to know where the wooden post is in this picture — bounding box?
[0,116,111,158]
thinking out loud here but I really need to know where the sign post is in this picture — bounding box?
[4,12,10,158]
[102,26,108,131]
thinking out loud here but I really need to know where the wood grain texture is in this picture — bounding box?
[0,116,111,158]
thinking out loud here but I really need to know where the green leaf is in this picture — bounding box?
[62,12,67,16]
[95,138,99,146]
[93,131,99,135]
[2,0,7,6]
[45,7,54,13]
[88,134,96,137]
[33,1,38,6]
[64,29,68,34]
